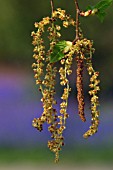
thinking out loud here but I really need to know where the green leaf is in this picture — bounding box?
[54,40,66,50]
[86,0,112,22]
[50,41,67,63]
[97,11,106,22]
[50,50,65,63]
[95,0,112,22]
[94,0,112,10]
[86,5,95,11]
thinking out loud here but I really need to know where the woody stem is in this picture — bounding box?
[73,0,80,43]
[50,0,54,14]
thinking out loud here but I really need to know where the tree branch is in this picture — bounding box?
[74,0,80,41]
[50,0,54,14]
[73,0,81,44]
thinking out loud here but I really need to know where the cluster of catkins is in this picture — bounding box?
[31,8,100,162]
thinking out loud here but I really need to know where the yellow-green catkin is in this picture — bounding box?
[83,57,100,138]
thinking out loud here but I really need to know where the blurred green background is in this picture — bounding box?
[0,0,113,169]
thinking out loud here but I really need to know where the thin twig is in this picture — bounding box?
[50,0,54,14]
[73,0,80,44]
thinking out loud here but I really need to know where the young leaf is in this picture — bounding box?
[54,40,67,50]
[63,41,73,53]
[50,41,67,63]
[50,41,73,63]
[86,5,95,11]
[95,0,112,22]
[86,0,112,22]
[94,0,112,10]
[50,50,65,63]
[97,11,106,22]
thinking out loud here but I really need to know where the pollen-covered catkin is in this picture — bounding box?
[83,58,100,138]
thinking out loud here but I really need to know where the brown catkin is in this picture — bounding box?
[76,57,86,122]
